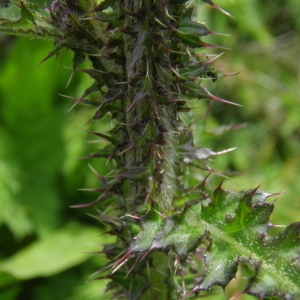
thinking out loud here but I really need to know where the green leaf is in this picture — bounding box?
[179,8,211,36]
[176,32,205,48]
[0,224,102,279]
[130,188,300,298]
[0,1,62,39]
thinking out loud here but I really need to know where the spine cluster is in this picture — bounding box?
[2,0,299,298]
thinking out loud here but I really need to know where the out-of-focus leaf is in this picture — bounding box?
[0,224,102,279]
[0,38,70,237]
[0,128,33,237]
[0,285,21,300]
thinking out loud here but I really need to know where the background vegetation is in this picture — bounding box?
[0,0,299,299]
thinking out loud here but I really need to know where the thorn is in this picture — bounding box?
[202,86,242,107]
[67,96,84,112]
[212,147,237,156]
[66,70,75,88]
[59,94,87,111]
[151,100,160,120]
[216,179,225,191]
[88,164,103,180]
[200,170,213,188]
[219,72,240,78]
[70,191,109,208]
[125,214,141,221]
[270,224,287,228]
[125,257,140,278]
[168,64,185,79]
[118,145,134,156]
[77,188,103,192]
[209,31,232,37]
[204,52,224,66]
[229,290,245,300]
[194,250,204,262]
[268,189,287,202]
[153,209,167,219]
[106,146,118,166]
[163,4,176,21]
[249,185,261,197]
[89,261,116,277]
[154,17,168,28]
[202,0,235,18]
[111,258,129,274]
[139,247,153,262]
[201,41,230,50]
[206,166,230,179]
[127,99,139,111]
[70,202,96,208]
[34,47,62,68]
[143,193,155,206]
[184,286,198,299]
[181,270,186,297]
[174,256,181,276]
[112,251,131,269]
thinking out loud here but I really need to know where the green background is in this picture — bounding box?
[0,0,299,299]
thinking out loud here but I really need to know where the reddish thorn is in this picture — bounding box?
[249,185,261,197]
[70,190,109,208]
[125,257,140,278]
[200,170,213,188]
[202,0,235,18]
[151,100,160,119]
[209,31,231,37]
[194,250,204,262]
[139,247,153,262]
[118,145,134,156]
[216,179,225,191]
[233,123,247,130]
[204,87,242,106]
[153,209,167,219]
[204,52,224,66]
[206,91,242,107]
[70,202,98,208]
[268,190,286,202]
[127,101,137,112]
[112,251,132,269]
[201,41,230,50]
[125,214,141,221]
[106,147,118,165]
[211,3,235,18]
[143,193,150,206]
[184,286,198,299]
[230,290,245,300]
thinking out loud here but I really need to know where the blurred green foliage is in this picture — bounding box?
[0,0,299,299]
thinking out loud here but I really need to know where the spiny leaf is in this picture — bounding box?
[129,188,300,298]
[178,8,211,37]
[0,1,62,39]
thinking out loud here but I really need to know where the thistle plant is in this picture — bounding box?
[0,0,299,299]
